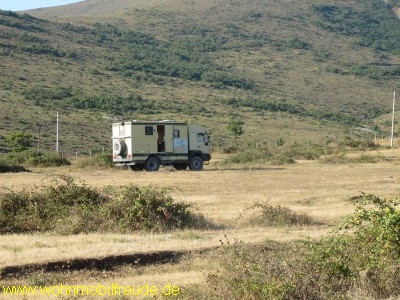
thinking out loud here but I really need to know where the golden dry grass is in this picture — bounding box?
[2,148,400,297]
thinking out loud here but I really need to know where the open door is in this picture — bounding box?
[157,125,165,152]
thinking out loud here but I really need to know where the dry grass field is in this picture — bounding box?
[2,148,400,298]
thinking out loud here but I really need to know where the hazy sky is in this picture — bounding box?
[0,0,82,11]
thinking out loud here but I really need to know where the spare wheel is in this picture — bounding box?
[113,140,126,156]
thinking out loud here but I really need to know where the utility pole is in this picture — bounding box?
[391,91,396,148]
[56,112,59,152]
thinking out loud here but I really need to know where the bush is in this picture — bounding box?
[268,153,296,165]
[221,142,327,166]
[238,201,315,227]
[102,185,208,232]
[282,143,326,160]
[74,153,113,169]
[222,145,240,154]
[206,241,308,300]
[0,150,70,167]
[206,193,400,299]
[6,131,32,152]
[223,148,273,164]
[338,136,378,150]
[0,175,210,234]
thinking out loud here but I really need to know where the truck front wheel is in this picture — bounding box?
[189,156,204,171]
[146,157,160,172]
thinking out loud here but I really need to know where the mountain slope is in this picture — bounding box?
[0,0,400,154]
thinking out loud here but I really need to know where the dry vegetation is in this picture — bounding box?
[2,147,400,298]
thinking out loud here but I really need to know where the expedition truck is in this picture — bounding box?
[112,120,211,171]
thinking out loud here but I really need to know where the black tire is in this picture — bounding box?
[173,163,187,171]
[145,157,160,172]
[189,156,203,171]
[129,165,144,171]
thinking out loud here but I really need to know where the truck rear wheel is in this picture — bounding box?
[146,157,160,172]
[189,156,203,171]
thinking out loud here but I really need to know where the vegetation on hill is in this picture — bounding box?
[0,0,399,153]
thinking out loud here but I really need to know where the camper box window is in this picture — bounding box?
[145,126,153,135]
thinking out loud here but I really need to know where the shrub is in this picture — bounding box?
[299,194,400,298]
[221,142,327,166]
[282,143,326,160]
[0,175,209,234]
[268,153,295,165]
[0,150,70,167]
[74,153,113,169]
[238,201,315,227]
[340,136,361,148]
[102,185,208,232]
[223,148,273,164]
[222,145,240,154]
[6,131,32,152]
[206,241,309,300]
[0,175,106,233]
[206,193,400,299]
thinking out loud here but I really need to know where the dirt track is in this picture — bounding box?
[1,250,187,278]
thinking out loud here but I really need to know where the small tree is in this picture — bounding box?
[6,131,32,152]
[227,116,244,144]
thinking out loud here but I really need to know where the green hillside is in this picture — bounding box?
[0,0,400,155]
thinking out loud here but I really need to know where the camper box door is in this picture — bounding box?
[164,125,173,152]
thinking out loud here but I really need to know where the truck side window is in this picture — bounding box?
[173,129,180,138]
[197,133,205,142]
[145,126,153,135]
